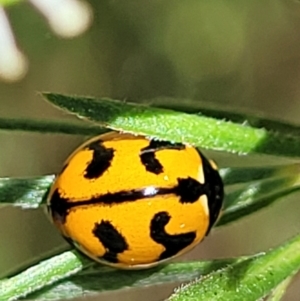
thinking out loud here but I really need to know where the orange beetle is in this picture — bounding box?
[47,132,224,269]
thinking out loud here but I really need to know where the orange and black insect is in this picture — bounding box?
[47,132,224,269]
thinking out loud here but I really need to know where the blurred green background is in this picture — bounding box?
[1,1,300,300]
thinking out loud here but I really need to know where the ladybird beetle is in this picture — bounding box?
[47,132,224,269]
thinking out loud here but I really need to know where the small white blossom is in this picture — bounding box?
[29,0,93,38]
[0,0,93,82]
[0,7,28,82]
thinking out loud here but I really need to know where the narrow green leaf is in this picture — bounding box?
[43,93,300,158]
[2,251,242,301]
[223,175,299,209]
[0,117,106,136]
[221,166,277,186]
[166,234,300,301]
[218,175,300,226]
[0,176,54,208]
[2,234,299,301]
[221,163,300,186]
[40,258,237,293]
[148,97,300,137]
[0,251,93,301]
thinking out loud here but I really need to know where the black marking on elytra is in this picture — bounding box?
[84,140,114,179]
[49,164,218,221]
[197,150,224,235]
[143,140,185,152]
[140,152,163,174]
[150,212,196,260]
[93,220,128,263]
[140,140,185,174]
[52,187,165,211]
[49,176,209,214]
[48,189,70,223]
[175,177,207,203]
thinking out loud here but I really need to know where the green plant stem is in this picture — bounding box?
[0,117,105,136]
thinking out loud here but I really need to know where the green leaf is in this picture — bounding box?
[0,251,93,301]
[0,176,54,208]
[218,173,300,226]
[4,233,300,301]
[220,163,300,185]
[148,97,300,137]
[0,250,242,301]
[33,259,236,298]
[43,93,300,157]
[219,185,300,226]
[0,117,106,136]
[166,234,300,301]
